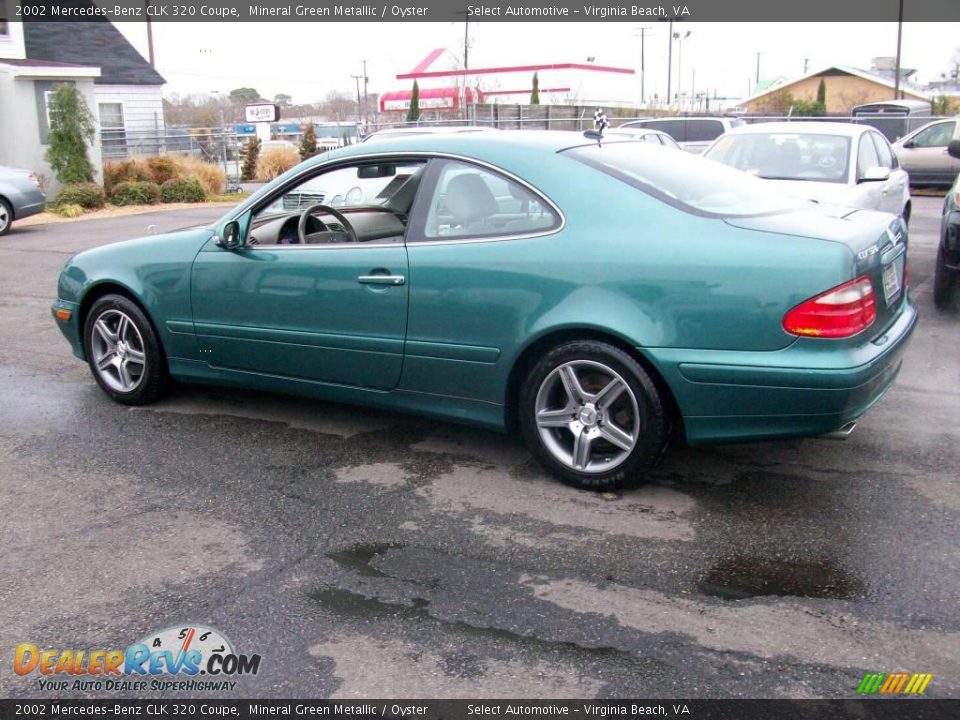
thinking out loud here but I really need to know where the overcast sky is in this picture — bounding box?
[116,22,959,104]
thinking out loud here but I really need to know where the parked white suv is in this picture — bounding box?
[618,117,744,154]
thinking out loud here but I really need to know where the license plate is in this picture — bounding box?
[882,257,903,305]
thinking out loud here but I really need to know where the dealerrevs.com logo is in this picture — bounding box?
[14,624,261,693]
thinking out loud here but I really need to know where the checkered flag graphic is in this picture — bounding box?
[593,107,609,133]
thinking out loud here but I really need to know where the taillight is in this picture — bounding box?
[783,276,877,338]
[28,173,42,192]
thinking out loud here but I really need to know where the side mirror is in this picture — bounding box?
[948,139,960,160]
[902,140,915,149]
[217,220,242,249]
[859,166,891,183]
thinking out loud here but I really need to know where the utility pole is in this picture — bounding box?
[893,0,904,100]
[362,60,369,126]
[675,31,690,110]
[634,26,652,106]
[756,52,761,88]
[666,19,673,107]
[351,74,362,125]
[144,2,155,66]
[803,57,809,74]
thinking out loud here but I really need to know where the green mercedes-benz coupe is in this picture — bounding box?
[53,131,917,490]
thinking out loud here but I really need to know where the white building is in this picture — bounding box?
[0,1,165,189]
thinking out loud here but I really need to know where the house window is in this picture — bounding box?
[99,102,128,158]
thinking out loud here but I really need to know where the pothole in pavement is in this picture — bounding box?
[698,556,866,601]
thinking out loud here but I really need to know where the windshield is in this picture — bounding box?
[705,132,852,184]
[565,141,807,217]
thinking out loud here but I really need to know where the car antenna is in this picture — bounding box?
[584,107,609,146]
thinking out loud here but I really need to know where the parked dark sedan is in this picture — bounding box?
[0,165,46,235]
[934,140,960,307]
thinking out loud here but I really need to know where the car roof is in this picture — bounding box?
[722,121,874,137]
[327,130,609,160]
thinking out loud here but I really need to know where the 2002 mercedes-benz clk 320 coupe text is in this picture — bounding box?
[53,131,917,490]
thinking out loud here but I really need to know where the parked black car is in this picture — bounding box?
[934,140,960,307]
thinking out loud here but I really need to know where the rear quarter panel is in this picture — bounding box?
[402,148,853,406]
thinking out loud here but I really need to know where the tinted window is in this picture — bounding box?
[566,142,806,217]
[705,132,851,184]
[421,160,560,240]
[685,119,724,143]
[857,134,880,177]
[637,119,685,142]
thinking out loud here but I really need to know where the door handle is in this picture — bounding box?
[358,274,406,286]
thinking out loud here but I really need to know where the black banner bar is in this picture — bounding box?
[10,0,960,23]
[2,700,960,720]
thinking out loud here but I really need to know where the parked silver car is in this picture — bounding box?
[892,116,960,187]
[0,166,46,235]
[703,122,911,221]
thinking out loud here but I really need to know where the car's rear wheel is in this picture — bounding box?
[84,295,168,405]
[933,244,957,308]
[0,198,12,236]
[519,341,668,491]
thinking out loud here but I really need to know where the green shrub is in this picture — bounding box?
[160,177,207,203]
[55,183,105,209]
[241,138,260,181]
[52,203,85,218]
[109,181,161,206]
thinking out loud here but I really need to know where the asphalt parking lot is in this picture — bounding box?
[0,197,957,699]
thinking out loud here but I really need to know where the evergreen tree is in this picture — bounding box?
[530,72,541,105]
[45,84,96,184]
[240,138,261,181]
[300,124,317,160]
[407,81,421,122]
[816,78,827,114]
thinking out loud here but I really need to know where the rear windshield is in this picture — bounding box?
[564,141,807,217]
[705,132,852,184]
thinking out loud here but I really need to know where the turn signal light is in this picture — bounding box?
[783,276,876,338]
[53,308,72,321]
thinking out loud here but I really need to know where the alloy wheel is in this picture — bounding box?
[534,360,640,474]
[0,204,9,234]
[90,309,147,393]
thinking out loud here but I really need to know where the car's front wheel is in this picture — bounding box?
[933,244,957,308]
[519,341,668,491]
[84,295,168,405]
[0,198,12,236]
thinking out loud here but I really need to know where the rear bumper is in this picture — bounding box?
[643,297,918,444]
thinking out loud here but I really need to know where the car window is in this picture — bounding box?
[857,134,881,178]
[638,119,685,142]
[910,121,956,148]
[685,119,724,143]
[248,160,426,246]
[870,132,895,169]
[567,141,807,217]
[705,132,851,184]
[419,160,560,240]
[642,134,663,145]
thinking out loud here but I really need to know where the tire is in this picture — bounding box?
[933,244,957,308]
[519,341,668,491]
[83,294,168,405]
[0,198,12,236]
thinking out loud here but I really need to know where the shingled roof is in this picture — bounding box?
[23,15,165,86]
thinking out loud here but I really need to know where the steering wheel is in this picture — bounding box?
[297,203,359,244]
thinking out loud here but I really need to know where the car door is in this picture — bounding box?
[190,159,426,390]
[896,120,958,184]
[400,158,562,402]
[870,131,908,216]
